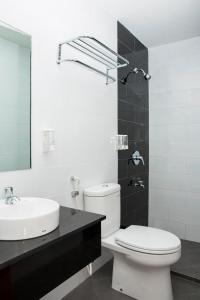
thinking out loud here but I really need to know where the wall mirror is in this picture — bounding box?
[0,21,31,172]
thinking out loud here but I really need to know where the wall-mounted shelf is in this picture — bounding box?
[57,36,129,84]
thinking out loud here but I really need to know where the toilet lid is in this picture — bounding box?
[115,225,181,254]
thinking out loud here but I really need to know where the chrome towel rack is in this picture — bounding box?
[57,36,129,84]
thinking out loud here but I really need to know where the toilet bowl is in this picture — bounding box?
[84,183,181,300]
[102,226,181,300]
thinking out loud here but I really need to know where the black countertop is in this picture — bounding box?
[0,206,105,271]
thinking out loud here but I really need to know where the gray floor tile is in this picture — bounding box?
[63,260,200,300]
[172,275,200,298]
[172,239,200,281]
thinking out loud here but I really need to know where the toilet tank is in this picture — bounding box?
[84,183,120,238]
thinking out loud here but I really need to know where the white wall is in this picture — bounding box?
[149,36,200,242]
[0,0,117,298]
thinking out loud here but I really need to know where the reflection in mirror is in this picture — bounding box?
[0,21,31,171]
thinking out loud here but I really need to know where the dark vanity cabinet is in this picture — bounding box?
[0,207,105,300]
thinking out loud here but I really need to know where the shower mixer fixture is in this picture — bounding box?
[121,67,151,84]
[128,151,145,166]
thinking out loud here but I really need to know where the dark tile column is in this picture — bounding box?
[118,22,149,228]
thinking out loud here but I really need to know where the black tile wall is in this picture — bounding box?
[118,22,149,228]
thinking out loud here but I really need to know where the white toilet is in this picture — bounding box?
[84,183,181,300]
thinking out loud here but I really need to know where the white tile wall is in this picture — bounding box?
[149,37,200,242]
[0,0,117,298]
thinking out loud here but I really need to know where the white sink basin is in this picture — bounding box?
[0,197,60,240]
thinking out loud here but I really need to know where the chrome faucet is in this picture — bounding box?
[3,187,20,205]
[134,180,145,189]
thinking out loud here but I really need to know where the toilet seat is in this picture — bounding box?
[115,225,181,255]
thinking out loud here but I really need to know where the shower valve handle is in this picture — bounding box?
[130,151,145,166]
